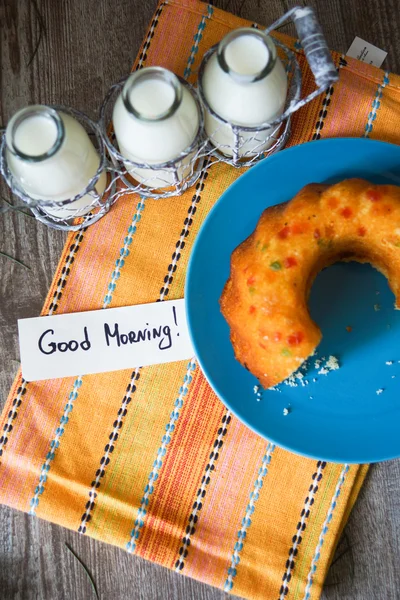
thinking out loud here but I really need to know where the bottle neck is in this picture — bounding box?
[6,105,65,163]
[122,67,183,122]
[217,28,277,84]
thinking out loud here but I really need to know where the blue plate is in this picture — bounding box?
[185,138,400,464]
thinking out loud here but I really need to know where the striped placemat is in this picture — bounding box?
[2,0,399,597]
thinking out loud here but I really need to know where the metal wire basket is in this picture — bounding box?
[197,37,299,168]
[0,6,338,231]
[0,106,118,232]
[196,6,338,167]
[99,75,208,199]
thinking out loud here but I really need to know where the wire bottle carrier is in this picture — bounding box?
[1,6,338,231]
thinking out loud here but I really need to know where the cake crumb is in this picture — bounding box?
[253,384,263,401]
[346,326,352,332]
[325,356,340,371]
[386,361,393,366]
[283,407,290,416]
[392,375,396,379]
[309,396,313,400]
[374,304,381,311]
[283,373,298,387]
[280,354,339,386]
[376,388,384,395]
[318,355,339,376]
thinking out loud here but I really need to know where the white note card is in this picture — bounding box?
[18,299,194,381]
[346,36,387,67]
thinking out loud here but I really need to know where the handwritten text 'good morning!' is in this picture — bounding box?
[38,322,176,356]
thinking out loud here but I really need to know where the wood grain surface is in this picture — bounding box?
[1,1,400,599]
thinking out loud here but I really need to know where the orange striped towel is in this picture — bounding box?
[2,0,400,598]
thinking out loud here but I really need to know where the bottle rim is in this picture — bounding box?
[217,28,277,84]
[122,67,183,122]
[5,105,65,163]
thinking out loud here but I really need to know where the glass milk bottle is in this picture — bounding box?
[200,28,288,157]
[112,67,200,189]
[5,105,107,219]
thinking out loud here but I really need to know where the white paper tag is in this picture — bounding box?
[18,299,194,382]
[346,36,387,67]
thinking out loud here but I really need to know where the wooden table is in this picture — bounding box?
[1,1,400,598]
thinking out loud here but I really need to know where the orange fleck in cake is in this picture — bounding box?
[220,179,400,388]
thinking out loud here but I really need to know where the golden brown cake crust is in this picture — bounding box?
[220,179,400,388]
